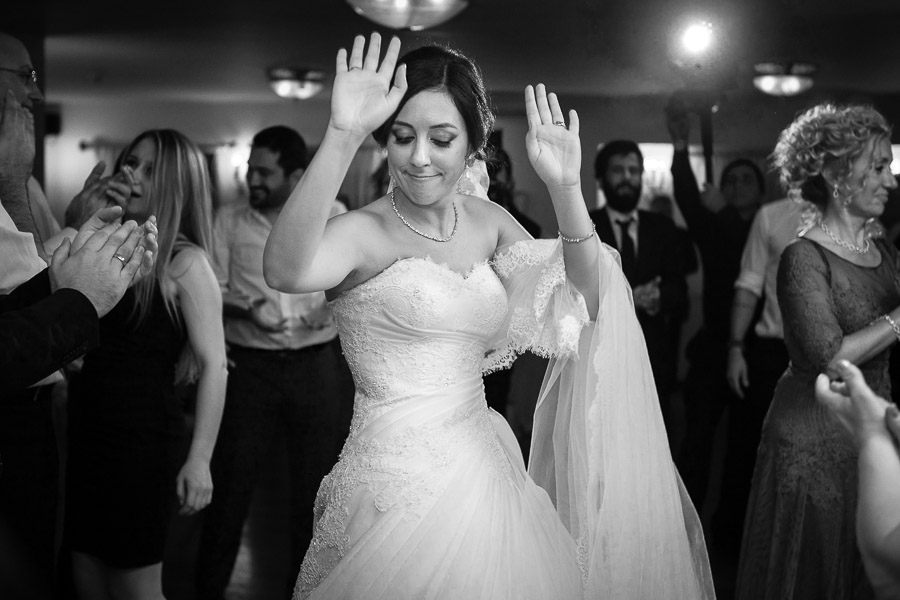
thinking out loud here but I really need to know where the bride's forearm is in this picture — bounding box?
[263,126,367,292]
[551,183,600,319]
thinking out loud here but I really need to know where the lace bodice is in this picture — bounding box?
[330,257,507,428]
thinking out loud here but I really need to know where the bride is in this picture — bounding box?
[264,33,714,599]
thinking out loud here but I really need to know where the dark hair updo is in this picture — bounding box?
[372,45,495,161]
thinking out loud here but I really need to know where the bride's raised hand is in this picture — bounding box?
[524,84,581,190]
[330,33,407,138]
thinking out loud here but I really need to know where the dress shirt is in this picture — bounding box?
[0,193,64,386]
[605,206,640,255]
[0,196,47,295]
[734,198,804,340]
[211,202,346,351]
[27,176,61,243]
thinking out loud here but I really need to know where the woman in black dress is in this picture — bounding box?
[65,129,227,599]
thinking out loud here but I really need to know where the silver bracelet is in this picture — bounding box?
[883,314,900,342]
[559,222,596,244]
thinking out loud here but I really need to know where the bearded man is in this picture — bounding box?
[199,125,354,600]
[589,140,688,430]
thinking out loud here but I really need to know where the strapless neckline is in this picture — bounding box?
[332,256,493,304]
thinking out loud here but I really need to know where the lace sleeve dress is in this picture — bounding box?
[736,237,900,599]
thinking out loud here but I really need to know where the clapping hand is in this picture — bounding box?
[65,161,135,229]
[330,33,407,139]
[49,211,155,317]
[70,206,157,284]
[524,84,581,190]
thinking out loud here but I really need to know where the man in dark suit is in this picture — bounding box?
[588,140,688,428]
[1,207,155,392]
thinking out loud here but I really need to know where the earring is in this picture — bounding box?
[832,186,851,207]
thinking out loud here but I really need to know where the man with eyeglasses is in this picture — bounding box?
[0,33,146,599]
[0,33,61,260]
[0,31,70,600]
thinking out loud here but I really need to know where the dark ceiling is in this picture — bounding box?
[12,0,900,105]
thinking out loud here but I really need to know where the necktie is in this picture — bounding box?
[616,218,636,283]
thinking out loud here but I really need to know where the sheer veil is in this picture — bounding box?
[472,158,715,598]
[528,240,715,598]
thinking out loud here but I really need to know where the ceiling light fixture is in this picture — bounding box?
[346,0,469,31]
[268,67,325,100]
[681,21,713,55]
[753,61,816,97]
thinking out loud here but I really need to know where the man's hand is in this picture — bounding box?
[249,298,290,333]
[726,347,749,399]
[49,216,156,317]
[700,183,726,213]
[633,276,661,316]
[665,93,690,147]
[70,206,157,285]
[300,303,333,331]
[0,89,34,186]
[65,162,135,229]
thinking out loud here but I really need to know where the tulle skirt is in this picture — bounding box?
[294,378,581,600]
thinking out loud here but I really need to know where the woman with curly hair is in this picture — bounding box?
[736,104,900,599]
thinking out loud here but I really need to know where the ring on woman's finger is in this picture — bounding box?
[113,254,127,263]
[553,121,566,127]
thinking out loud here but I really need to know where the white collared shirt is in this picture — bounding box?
[1,191,65,387]
[0,194,48,294]
[734,198,804,340]
[211,202,346,350]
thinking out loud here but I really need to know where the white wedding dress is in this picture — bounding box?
[294,237,715,599]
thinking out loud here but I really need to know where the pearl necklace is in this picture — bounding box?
[819,221,870,254]
[390,188,458,243]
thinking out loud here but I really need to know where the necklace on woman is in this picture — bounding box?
[819,221,870,254]
[391,188,458,243]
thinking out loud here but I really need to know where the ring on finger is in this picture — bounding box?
[114,254,127,263]
[553,121,566,127]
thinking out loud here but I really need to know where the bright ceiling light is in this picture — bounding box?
[346,0,469,31]
[267,68,325,100]
[753,62,816,97]
[681,22,713,54]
